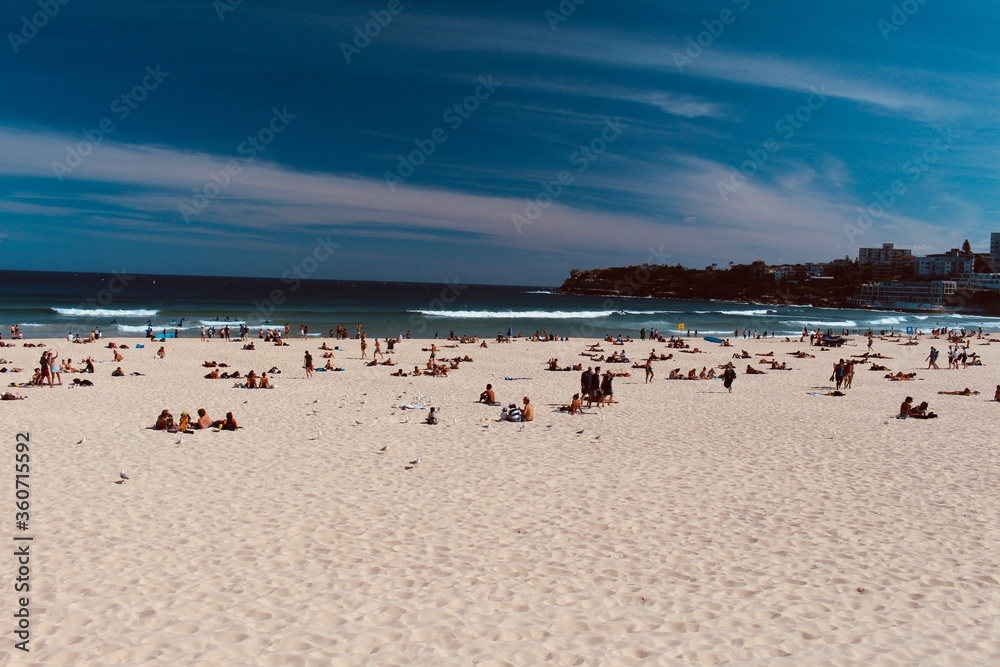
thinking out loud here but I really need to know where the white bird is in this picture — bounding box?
[518,424,526,432]
[378,444,389,454]
[119,469,129,482]
[355,419,363,425]
[546,424,554,429]
[77,436,87,445]
[408,458,421,466]
[176,436,184,446]
[576,429,586,435]
[594,434,602,440]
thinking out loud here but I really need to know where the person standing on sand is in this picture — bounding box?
[361,333,368,359]
[722,364,736,393]
[304,350,314,378]
[644,355,654,383]
[374,338,384,359]
[39,351,54,388]
[581,366,593,395]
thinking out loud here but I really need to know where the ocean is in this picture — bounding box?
[2,270,999,340]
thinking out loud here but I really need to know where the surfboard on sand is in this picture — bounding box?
[704,336,725,344]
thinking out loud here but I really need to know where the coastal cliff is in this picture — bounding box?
[559,263,865,308]
[560,263,1000,313]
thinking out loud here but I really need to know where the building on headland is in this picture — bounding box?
[963,273,1000,290]
[850,280,956,310]
[991,232,1000,271]
[858,243,913,279]
[913,249,974,278]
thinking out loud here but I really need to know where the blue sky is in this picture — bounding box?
[1,0,998,285]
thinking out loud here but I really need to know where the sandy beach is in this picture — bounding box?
[3,332,999,666]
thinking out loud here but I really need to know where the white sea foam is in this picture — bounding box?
[412,309,680,319]
[785,319,858,328]
[717,309,773,316]
[52,307,159,318]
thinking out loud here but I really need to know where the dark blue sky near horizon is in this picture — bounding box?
[1,0,998,285]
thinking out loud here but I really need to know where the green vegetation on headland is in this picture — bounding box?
[559,262,1000,314]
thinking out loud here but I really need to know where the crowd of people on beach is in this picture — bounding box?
[5,319,999,440]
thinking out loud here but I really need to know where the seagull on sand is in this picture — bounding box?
[404,457,421,471]
[576,429,586,435]
[378,444,389,454]
[77,436,87,445]
[119,469,129,483]
[176,435,184,446]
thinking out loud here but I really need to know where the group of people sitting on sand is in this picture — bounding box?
[667,367,718,380]
[154,408,239,432]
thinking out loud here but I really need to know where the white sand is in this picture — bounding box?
[3,333,999,666]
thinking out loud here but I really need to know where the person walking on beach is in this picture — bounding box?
[374,338,384,359]
[361,333,368,359]
[304,350,314,378]
[926,346,940,370]
[644,354,654,383]
[722,364,736,393]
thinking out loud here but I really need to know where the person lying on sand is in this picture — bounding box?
[885,372,916,381]
[1,391,27,400]
[870,364,890,371]
[938,388,979,396]
[909,401,938,419]
[788,351,815,358]
[111,366,125,377]
[745,365,766,375]
[205,368,221,379]
[390,369,407,376]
